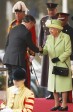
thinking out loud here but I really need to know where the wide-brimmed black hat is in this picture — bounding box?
[12,68,26,81]
[46,3,58,9]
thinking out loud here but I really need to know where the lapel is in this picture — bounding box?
[47,35,55,52]
[47,32,64,51]
[55,32,63,47]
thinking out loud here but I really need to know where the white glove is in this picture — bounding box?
[0,108,13,112]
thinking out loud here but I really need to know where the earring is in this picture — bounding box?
[57,30,59,34]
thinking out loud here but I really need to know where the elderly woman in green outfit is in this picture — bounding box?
[43,19,72,111]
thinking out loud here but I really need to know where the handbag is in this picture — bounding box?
[52,66,69,76]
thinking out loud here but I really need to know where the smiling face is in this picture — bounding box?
[49,27,60,37]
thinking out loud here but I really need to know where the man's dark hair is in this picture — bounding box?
[22,15,36,23]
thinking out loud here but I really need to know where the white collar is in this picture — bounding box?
[11,86,19,94]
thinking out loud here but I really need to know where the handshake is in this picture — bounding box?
[39,46,43,53]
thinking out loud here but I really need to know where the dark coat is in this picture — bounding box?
[62,24,73,60]
[39,15,50,46]
[3,24,39,67]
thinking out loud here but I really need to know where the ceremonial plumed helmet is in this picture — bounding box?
[12,68,26,81]
[12,1,29,14]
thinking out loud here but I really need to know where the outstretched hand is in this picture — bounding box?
[39,46,43,53]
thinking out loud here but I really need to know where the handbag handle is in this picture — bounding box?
[65,62,69,68]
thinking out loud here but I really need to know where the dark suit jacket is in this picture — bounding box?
[3,24,39,67]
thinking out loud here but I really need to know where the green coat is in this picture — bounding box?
[43,32,72,92]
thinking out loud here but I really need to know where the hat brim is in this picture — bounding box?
[48,24,63,30]
[12,75,25,81]
[15,9,24,12]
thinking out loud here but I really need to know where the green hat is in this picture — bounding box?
[46,19,63,30]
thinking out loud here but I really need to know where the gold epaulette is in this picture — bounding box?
[11,19,17,25]
[8,19,17,33]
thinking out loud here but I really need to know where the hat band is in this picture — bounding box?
[49,24,63,30]
[15,9,25,12]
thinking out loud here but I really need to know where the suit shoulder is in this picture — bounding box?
[41,15,49,21]
[65,24,73,30]
[62,32,70,38]
[69,25,73,30]
[21,25,31,36]
[7,86,14,92]
[25,87,34,96]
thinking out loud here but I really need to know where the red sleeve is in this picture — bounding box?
[30,26,37,45]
